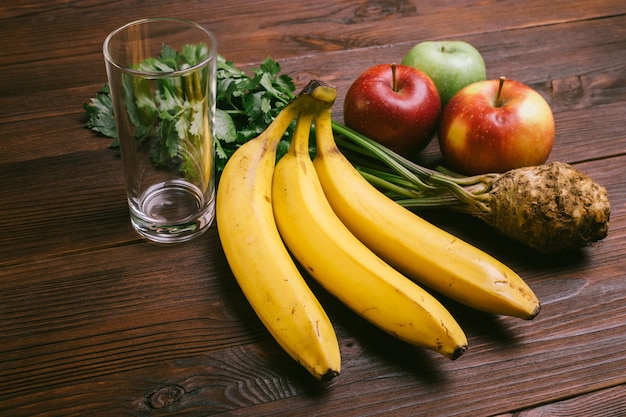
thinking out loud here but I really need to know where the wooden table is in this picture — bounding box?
[1,1,625,415]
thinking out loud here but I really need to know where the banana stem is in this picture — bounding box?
[252,80,335,153]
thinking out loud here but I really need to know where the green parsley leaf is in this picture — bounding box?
[83,84,118,141]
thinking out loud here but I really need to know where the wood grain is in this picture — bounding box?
[1,0,625,415]
[494,384,626,417]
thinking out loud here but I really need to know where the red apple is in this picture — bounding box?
[438,77,555,175]
[343,63,441,158]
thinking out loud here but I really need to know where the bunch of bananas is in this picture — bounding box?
[216,80,540,381]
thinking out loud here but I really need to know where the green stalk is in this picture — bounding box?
[357,169,422,199]
[330,120,496,214]
[331,122,436,192]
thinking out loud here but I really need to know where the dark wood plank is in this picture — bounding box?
[494,384,626,417]
[2,0,624,71]
[0,149,134,266]
[1,0,625,416]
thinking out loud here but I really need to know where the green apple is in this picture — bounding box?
[401,41,486,105]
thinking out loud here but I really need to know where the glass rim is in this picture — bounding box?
[103,17,217,78]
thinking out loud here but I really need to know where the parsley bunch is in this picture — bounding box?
[213,55,297,172]
[84,48,298,175]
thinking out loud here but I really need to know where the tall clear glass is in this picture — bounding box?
[103,18,217,243]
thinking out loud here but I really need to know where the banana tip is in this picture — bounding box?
[320,369,340,382]
[449,345,467,361]
[525,303,541,320]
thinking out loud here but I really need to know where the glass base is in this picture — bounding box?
[129,180,215,244]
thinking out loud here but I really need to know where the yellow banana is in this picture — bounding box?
[272,103,467,360]
[313,108,540,320]
[216,88,340,381]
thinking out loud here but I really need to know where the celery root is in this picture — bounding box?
[452,162,610,253]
